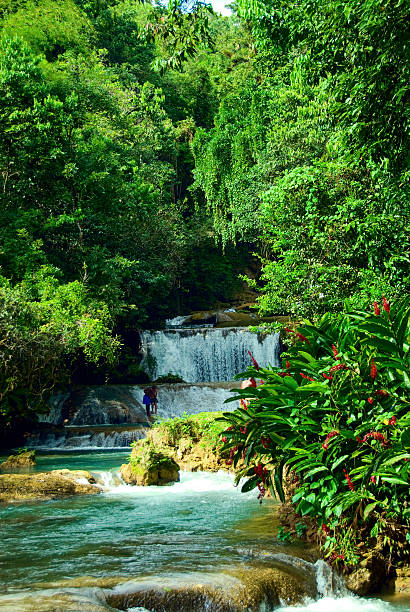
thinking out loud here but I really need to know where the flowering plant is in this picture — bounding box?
[220,297,410,567]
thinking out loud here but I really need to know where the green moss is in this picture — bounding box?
[153,412,229,449]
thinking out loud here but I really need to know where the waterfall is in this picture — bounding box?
[30,384,238,449]
[140,328,281,382]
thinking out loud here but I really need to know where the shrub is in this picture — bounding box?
[220,297,410,568]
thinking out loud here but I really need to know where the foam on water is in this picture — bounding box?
[275,596,409,612]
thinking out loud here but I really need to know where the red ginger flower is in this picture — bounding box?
[388,416,396,426]
[285,328,310,344]
[382,296,390,315]
[286,360,291,370]
[322,524,330,534]
[375,389,389,397]
[248,350,260,370]
[343,468,355,491]
[332,344,339,360]
[222,437,227,443]
[322,430,339,449]
[368,397,374,404]
[374,301,380,315]
[323,373,333,380]
[300,372,315,382]
[329,363,348,372]
[278,371,292,377]
[370,475,376,484]
[371,358,377,381]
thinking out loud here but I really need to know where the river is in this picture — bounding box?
[0,452,408,611]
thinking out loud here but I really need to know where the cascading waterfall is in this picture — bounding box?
[31,324,281,449]
[30,383,238,449]
[140,328,281,382]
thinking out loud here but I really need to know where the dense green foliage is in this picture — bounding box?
[193,0,409,316]
[0,0,254,430]
[221,298,410,566]
[0,0,408,443]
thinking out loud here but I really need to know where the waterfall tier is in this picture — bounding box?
[140,328,281,382]
[33,383,238,449]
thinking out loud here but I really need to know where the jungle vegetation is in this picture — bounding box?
[0,0,408,435]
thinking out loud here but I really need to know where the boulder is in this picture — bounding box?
[345,551,387,595]
[120,440,180,486]
[0,471,100,502]
[0,450,36,470]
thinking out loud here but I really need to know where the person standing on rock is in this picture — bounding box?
[150,385,158,415]
[143,387,152,418]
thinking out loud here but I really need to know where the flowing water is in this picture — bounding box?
[139,328,281,382]
[2,326,408,610]
[1,452,408,612]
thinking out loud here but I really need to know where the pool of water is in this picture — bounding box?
[0,452,408,611]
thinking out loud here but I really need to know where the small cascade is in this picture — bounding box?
[26,426,149,450]
[140,328,281,382]
[131,382,239,420]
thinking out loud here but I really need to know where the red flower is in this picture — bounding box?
[322,524,330,534]
[368,397,374,404]
[322,430,339,450]
[300,372,315,381]
[343,469,355,491]
[285,328,310,344]
[329,363,348,372]
[388,416,396,426]
[286,360,291,370]
[371,358,377,381]
[322,373,334,380]
[248,350,260,371]
[221,437,227,443]
[358,431,390,447]
[278,371,292,377]
[261,435,271,449]
[375,389,389,397]
[239,425,247,434]
[374,301,380,315]
[382,296,390,315]
[332,344,339,360]
[370,476,376,484]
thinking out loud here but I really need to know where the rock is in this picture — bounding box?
[50,469,96,484]
[345,551,387,595]
[0,450,36,470]
[120,440,180,486]
[0,471,100,502]
[46,385,148,426]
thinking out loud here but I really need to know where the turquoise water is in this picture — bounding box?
[0,452,280,609]
[0,452,408,611]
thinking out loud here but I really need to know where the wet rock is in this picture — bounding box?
[45,385,148,426]
[106,567,313,611]
[120,440,180,486]
[345,550,386,595]
[0,471,100,502]
[50,469,96,484]
[0,450,36,470]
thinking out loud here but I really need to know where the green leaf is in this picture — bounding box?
[363,501,378,521]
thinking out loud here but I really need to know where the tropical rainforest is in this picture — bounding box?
[0,0,409,440]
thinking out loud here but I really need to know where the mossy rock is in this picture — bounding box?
[0,471,100,502]
[0,450,36,470]
[120,440,180,486]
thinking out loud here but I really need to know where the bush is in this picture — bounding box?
[221,297,410,568]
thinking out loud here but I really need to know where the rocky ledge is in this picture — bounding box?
[0,469,99,502]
